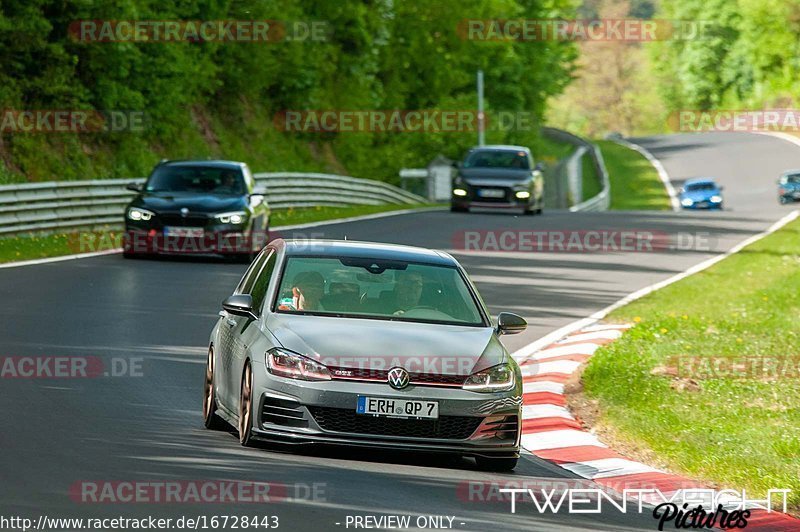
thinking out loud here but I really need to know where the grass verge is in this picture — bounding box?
[581,152,602,202]
[579,216,800,512]
[596,139,671,210]
[0,203,433,264]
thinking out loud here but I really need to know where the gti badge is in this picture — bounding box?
[387,367,410,390]
[180,207,189,218]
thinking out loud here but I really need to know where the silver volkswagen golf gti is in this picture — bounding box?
[204,239,526,471]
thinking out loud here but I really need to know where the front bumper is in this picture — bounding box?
[251,367,522,458]
[123,227,265,256]
[452,186,532,210]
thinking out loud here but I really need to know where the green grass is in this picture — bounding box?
[596,139,671,210]
[581,152,602,202]
[0,203,432,263]
[582,217,800,512]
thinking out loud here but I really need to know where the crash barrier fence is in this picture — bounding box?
[0,172,426,236]
[541,127,611,212]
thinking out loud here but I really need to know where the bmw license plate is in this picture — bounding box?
[163,226,204,237]
[356,396,439,419]
[477,188,505,199]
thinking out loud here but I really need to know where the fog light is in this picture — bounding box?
[453,188,467,197]
[515,191,531,199]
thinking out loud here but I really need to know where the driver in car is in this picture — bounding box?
[278,271,325,311]
[389,270,424,315]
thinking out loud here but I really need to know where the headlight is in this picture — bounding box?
[215,211,246,224]
[681,198,694,207]
[463,364,514,393]
[127,207,155,221]
[515,191,531,199]
[710,195,722,203]
[453,188,467,197]
[266,348,331,381]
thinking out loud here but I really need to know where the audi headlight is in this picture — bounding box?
[127,207,155,221]
[463,364,514,393]
[681,198,694,207]
[215,211,246,224]
[515,191,531,199]
[266,348,331,381]
[453,188,467,197]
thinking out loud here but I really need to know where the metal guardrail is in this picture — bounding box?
[541,127,611,212]
[0,172,426,236]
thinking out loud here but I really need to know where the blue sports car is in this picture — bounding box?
[679,178,724,210]
[778,171,800,204]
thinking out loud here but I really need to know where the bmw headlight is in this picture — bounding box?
[681,198,694,207]
[710,195,722,203]
[266,348,331,381]
[127,207,155,221]
[215,211,246,224]
[463,364,514,393]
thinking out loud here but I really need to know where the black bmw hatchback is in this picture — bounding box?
[123,160,270,261]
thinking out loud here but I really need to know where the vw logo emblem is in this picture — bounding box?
[387,367,410,390]
[180,207,189,217]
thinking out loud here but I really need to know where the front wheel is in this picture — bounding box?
[238,362,255,447]
[203,347,226,430]
[450,204,469,213]
[475,455,518,472]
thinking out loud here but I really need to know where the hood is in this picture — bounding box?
[133,192,246,214]
[682,189,719,202]
[266,313,506,376]
[458,167,533,188]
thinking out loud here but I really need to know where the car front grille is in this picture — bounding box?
[328,367,466,387]
[307,406,482,440]
[159,214,210,227]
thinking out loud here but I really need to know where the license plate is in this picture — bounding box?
[163,226,204,237]
[356,396,439,419]
[696,201,708,208]
[477,188,505,199]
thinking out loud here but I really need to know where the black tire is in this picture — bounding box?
[475,456,519,472]
[450,204,469,213]
[203,347,226,430]
[238,362,255,447]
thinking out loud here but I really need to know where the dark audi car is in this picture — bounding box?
[123,160,270,260]
[451,145,544,214]
[204,239,526,471]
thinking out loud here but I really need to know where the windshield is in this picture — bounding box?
[463,150,530,170]
[145,166,246,194]
[273,257,485,326]
[685,183,716,192]
[782,174,800,184]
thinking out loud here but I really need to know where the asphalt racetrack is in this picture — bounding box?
[1,132,798,531]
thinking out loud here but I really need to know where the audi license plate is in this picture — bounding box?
[356,396,439,419]
[163,226,204,238]
[477,188,505,198]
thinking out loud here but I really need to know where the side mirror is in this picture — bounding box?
[126,182,142,193]
[496,312,527,335]
[718,186,724,191]
[222,294,257,320]
[534,162,545,172]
